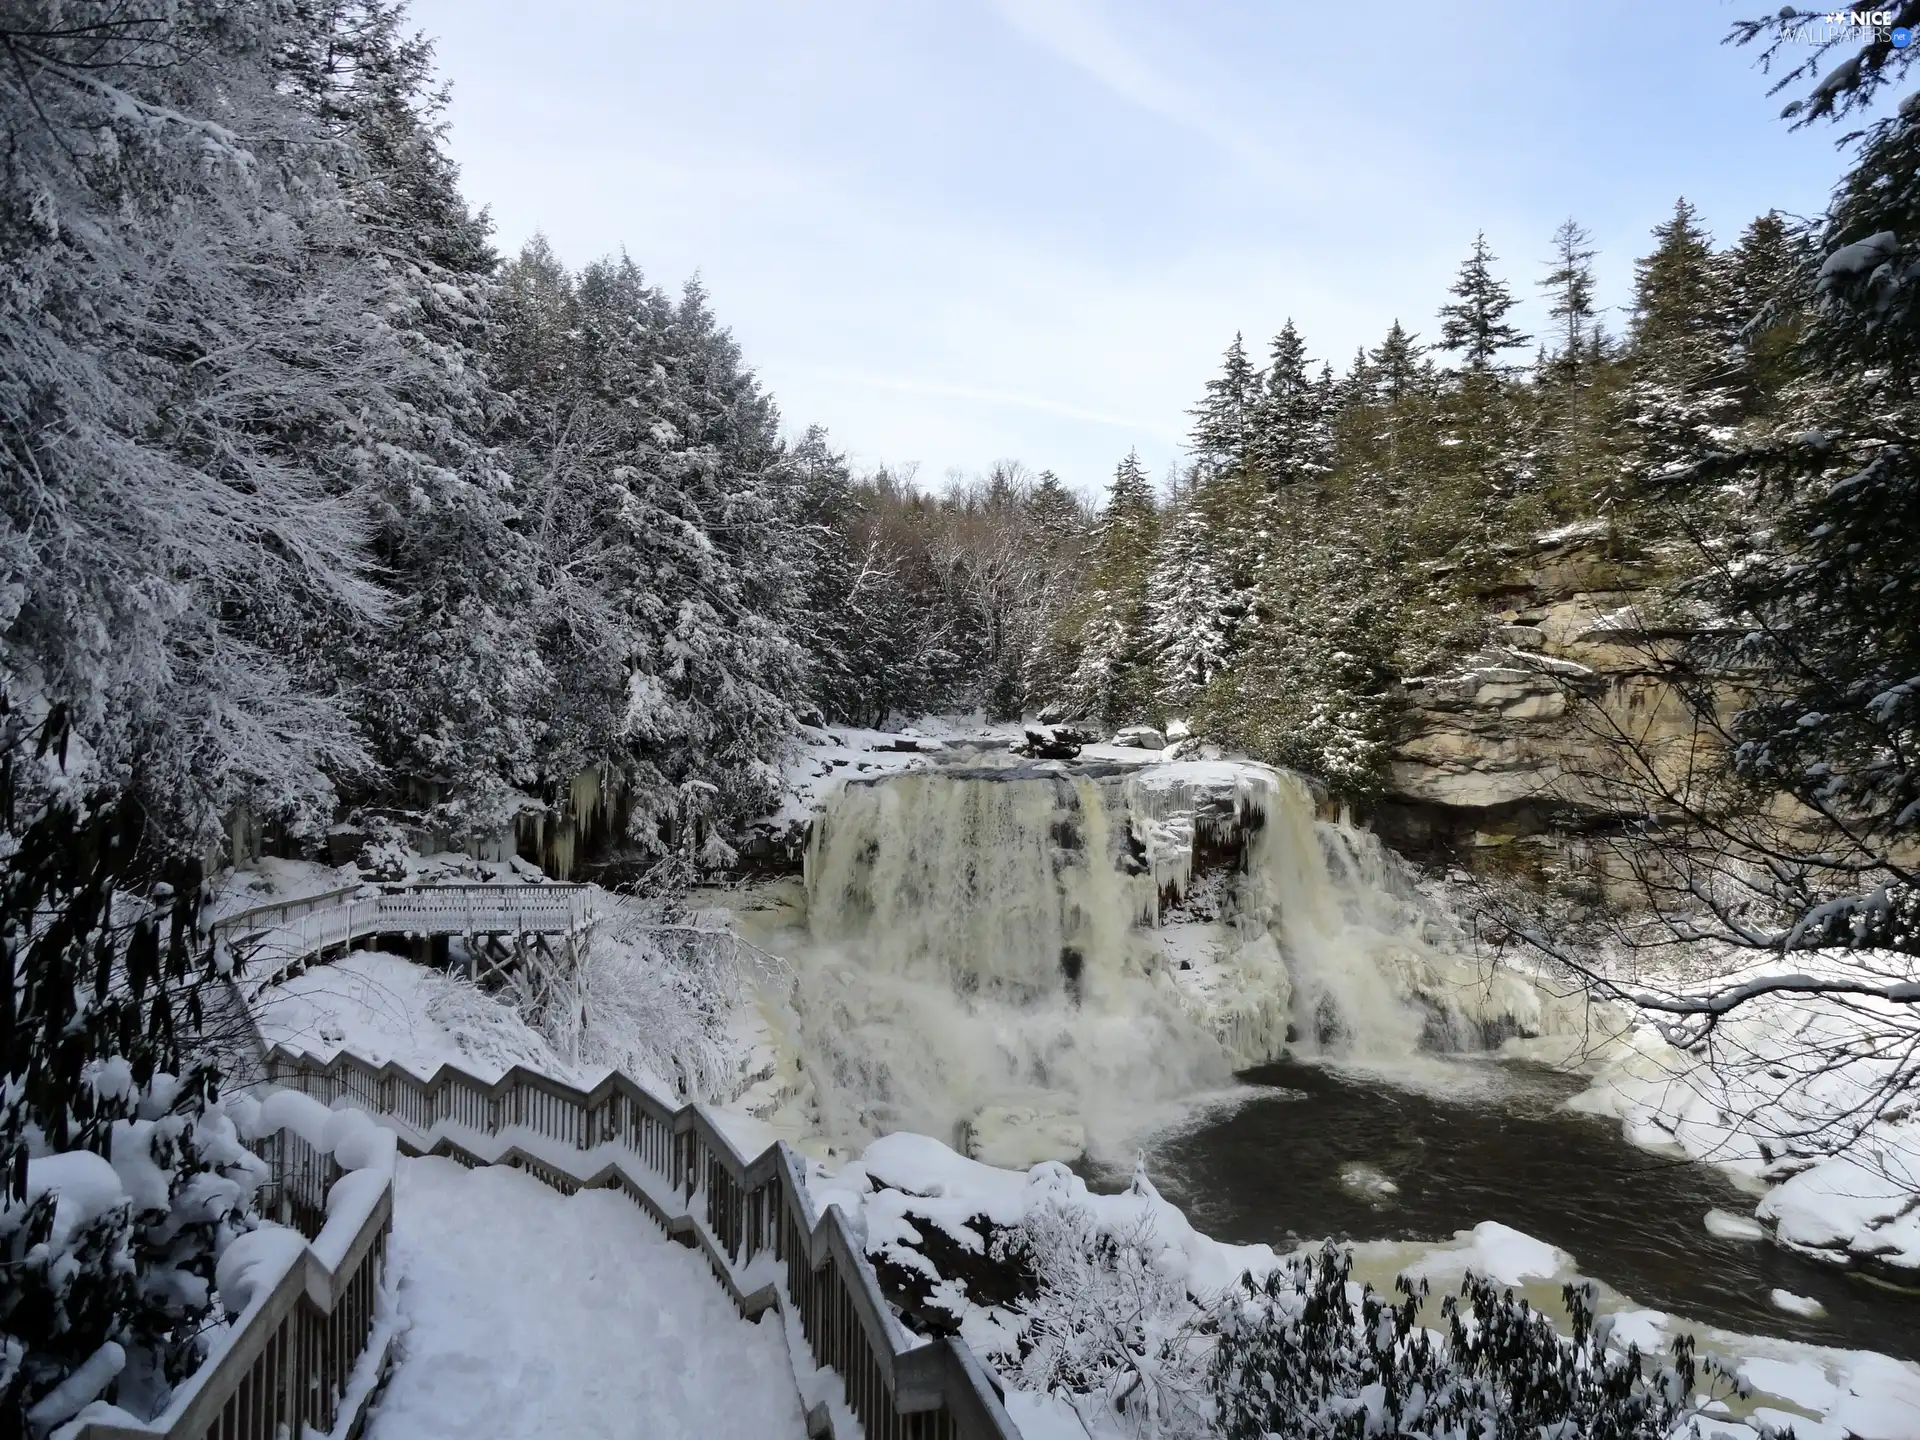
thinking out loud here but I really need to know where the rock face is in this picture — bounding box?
[1373,524,1721,881]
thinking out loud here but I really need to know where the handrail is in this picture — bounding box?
[258,1045,1021,1440]
[209,885,365,942]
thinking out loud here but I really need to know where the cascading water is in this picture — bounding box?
[761,757,1570,1167]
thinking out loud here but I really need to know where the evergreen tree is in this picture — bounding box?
[1438,233,1531,372]
[1067,453,1159,726]
[1019,472,1092,714]
[1724,209,1809,412]
[1189,334,1257,477]
[1624,199,1739,484]
[492,244,805,863]
[1541,218,1599,384]
[281,0,547,836]
[1651,68,1920,961]
[787,426,867,725]
[1249,322,1334,489]
[1369,322,1427,403]
[1146,478,1233,713]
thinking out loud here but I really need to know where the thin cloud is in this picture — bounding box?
[820,367,1185,440]
[986,0,1273,175]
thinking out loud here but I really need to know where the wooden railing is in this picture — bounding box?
[67,1119,395,1440]
[259,1046,1019,1440]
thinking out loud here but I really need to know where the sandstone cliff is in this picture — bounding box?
[1372,521,1715,889]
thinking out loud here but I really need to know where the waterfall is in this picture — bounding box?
[805,770,1136,1005]
[766,758,1564,1167]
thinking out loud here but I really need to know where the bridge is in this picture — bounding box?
[212,880,606,989]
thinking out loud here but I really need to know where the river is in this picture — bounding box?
[1123,1057,1920,1360]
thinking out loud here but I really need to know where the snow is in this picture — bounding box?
[26,1151,128,1252]
[1740,1356,1838,1413]
[1704,1208,1767,1241]
[1401,1220,1569,1288]
[811,1128,1920,1440]
[1532,518,1612,546]
[767,719,1176,834]
[1818,230,1898,280]
[366,1157,805,1440]
[1830,1352,1920,1440]
[314,1169,391,1270]
[1002,1389,1099,1439]
[213,1227,309,1315]
[1758,1151,1920,1266]
[767,723,947,829]
[1771,1289,1827,1319]
[1572,951,1920,1278]
[27,1343,126,1430]
[251,948,597,1087]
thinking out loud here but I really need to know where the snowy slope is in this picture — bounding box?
[367,1158,806,1440]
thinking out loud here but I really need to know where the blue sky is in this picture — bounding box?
[412,0,1865,496]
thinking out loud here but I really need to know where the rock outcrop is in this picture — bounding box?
[1373,523,1719,882]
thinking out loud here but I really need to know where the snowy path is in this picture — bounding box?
[366,1157,808,1440]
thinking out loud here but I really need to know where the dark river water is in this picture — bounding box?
[1120,1058,1920,1360]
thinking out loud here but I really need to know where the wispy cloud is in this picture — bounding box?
[818,367,1184,439]
[987,0,1270,172]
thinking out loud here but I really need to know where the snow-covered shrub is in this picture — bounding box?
[1209,1244,1757,1440]
[522,903,752,1101]
[2,773,264,1431]
[990,1167,1213,1438]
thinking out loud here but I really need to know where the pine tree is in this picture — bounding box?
[1660,83,1920,954]
[1019,472,1092,714]
[1541,219,1599,385]
[1724,209,1809,413]
[1369,322,1427,403]
[1189,334,1258,477]
[787,427,866,725]
[493,245,804,864]
[1249,322,1333,489]
[1067,453,1159,726]
[1438,233,1531,372]
[1624,199,1739,484]
[1146,479,1233,713]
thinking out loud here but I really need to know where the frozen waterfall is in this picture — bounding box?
[762,758,1561,1167]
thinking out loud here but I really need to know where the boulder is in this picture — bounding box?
[1018,725,1082,760]
[1110,725,1167,750]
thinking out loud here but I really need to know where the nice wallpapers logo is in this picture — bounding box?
[1787,8,1915,45]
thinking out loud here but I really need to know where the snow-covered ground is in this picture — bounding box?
[367,1157,806,1440]
[250,948,602,1086]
